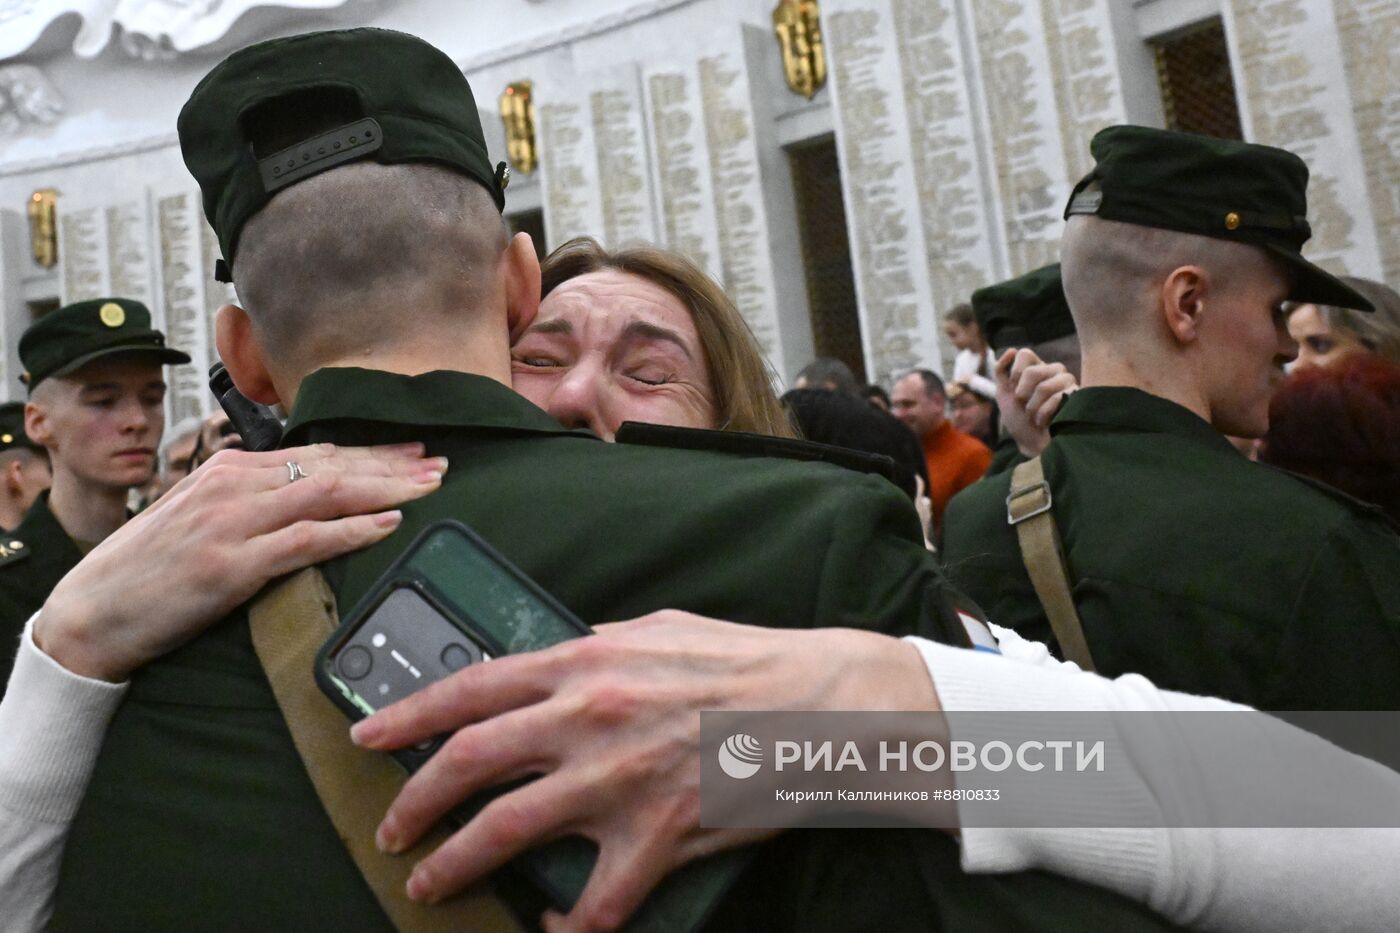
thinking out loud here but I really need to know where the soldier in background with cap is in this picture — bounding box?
[0,298,189,688]
[0,401,50,533]
[962,263,1080,477]
[942,126,1400,710]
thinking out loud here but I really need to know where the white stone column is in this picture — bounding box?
[152,185,214,427]
[1332,0,1400,284]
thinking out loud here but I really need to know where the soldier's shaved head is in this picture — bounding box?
[233,162,511,373]
[1060,213,1268,347]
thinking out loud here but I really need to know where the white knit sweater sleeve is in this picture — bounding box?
[0,614,127,933]
[905,629,1400,932]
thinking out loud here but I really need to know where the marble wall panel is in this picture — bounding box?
[1333,0,1400,284]
[963,0,1073,276]
[1225,0,1383,276]
[696,39,784,366]
[155,187,212,426]
[58,206,109,304]
[823,0,943,382]
[537,63,659,250]
[643,59,724,277]
[1040,0,1128,182]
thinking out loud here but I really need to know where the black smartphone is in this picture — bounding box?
[316,520,743,931]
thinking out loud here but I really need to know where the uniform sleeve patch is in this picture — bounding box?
[957,609,1001,654]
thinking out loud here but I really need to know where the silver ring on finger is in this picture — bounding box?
[286,460,308,484]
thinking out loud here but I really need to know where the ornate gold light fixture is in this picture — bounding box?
[772,0,826,99]
[499,80,537,175]
[27,188,58,268]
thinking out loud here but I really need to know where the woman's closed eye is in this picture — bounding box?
[513,355,564,369]
[625,367,677,386]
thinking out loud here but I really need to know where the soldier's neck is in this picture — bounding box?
[47,468,129,545]
[1080,352,1212,425]
[273,327,513,410]
[0,495,24,532]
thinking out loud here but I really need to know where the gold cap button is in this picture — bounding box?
[1225,212,1242,231]
[99,302,126,328]
[1,434,10,444]
[10,541,22,550]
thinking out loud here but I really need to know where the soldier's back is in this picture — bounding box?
[943,386,1400,709]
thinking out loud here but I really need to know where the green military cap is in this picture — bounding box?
[1065,125,1372,311]
[179,27,508,279]
[18,298,191,391]
[0,403,41,454]
[971,264,1075,353]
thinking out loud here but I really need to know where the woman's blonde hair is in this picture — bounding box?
[540,237,795,438]
[1316,277,1400,366]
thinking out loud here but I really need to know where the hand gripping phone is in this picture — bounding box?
[316,520,743,932]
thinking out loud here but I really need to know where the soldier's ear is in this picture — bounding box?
[215,304,281,406]
[502,232,540,342]
[1160,264,1207,345]
[2,459,21,497]
[23,399,51,450]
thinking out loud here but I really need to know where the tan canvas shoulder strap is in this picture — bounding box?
[1006,457,1097,672]
[248,568,524,932]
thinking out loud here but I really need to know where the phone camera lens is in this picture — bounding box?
[339,645,373,681]
[441,643,474,672]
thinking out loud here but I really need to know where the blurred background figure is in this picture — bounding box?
[943,302,997,398]
[0,402,51,533]
[1286,276,1400,369]
[947,381,997,448]
[1260,355,1400,524]
[782,386,933,544]
[965,264,1081,473]
[972,263,1081,379]
[890,368,990,539]
[792,356,861,396]
[861,383,891,412]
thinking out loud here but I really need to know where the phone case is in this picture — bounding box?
[314,519,745,932]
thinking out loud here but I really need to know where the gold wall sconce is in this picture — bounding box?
[773,0,827,99]
[499,80,537,175]
[27,188,58,269]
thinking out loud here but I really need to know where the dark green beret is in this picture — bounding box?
[18,298,191,391]
[179,27,507,277]
[0,403,41,454]
[971,264,1075,353]
[1065,125,1372,312]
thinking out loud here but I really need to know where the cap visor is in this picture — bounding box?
[51,344,193,379]
[1264,244,1375,311]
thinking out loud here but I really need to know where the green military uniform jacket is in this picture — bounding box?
[983,433,1026,477]
[52,369,1179,932]
[943,387,1400,710]
[0,490,84,693]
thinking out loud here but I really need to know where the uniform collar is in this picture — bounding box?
[16,489,85,560]
[282,367,597,444]
[1051,386,1239,455]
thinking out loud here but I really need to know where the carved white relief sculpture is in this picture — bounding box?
[0,0,372,61]
[0,63,64,135]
